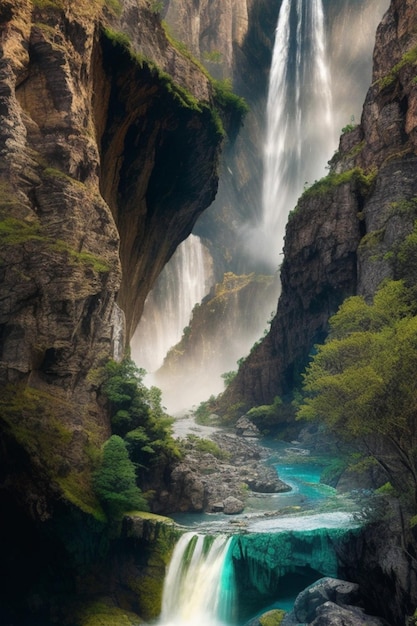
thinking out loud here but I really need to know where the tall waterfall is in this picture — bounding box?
[258,0,335,269]
[131,235,213,374]
[159,533,236,626]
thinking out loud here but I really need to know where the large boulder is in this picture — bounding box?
[293,577,361,622]
[282,577,387,626]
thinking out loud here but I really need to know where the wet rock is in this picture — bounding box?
[310,601,386,626]
[282,577,387,626]
[293,577,361,623]
[223,496,245,515]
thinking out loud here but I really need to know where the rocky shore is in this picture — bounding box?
[158,419,291,515]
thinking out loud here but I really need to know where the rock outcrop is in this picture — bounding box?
[157,430,289,514]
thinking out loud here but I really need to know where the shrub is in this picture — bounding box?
[94,435,149,519]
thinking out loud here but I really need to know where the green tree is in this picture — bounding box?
[298,280,417,504]
[94,435,148,519]
[101,357,181,473]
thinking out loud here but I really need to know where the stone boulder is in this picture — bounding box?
[293,577,361,622]
[223,496,245,515]
[282,577,387,626]
[311,601,386,626]
[236,416,261,438]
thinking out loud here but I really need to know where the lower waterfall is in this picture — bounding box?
[159,533,236,626]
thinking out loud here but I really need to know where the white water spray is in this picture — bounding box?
[159,533,236,626]
[254,0,335,269]
[131,235,213,374]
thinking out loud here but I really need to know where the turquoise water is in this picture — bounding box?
[168,449,360,625]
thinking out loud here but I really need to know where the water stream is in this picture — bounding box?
[160,447,361,626]
[251,0,335,269]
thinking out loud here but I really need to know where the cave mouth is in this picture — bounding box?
[235,565,323,622]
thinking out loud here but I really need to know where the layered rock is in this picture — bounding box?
[0,0,224,621]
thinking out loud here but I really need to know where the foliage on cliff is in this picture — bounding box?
[96,357,181,517]
[298,280,417,506]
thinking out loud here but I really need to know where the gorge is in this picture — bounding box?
[1,0,417,625]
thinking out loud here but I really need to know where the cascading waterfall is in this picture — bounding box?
[131,234,213,374]
[256,0,336,269]
[159,533,236,626]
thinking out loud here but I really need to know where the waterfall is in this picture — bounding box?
[159,533,236,626]
[257,0,335,269]
[131,235,213,374]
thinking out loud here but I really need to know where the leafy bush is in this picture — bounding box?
[298,280,417,506]
[101,357,181,468]
[94,435,149,519]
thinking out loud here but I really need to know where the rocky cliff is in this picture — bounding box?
[220,0,417,413]
[0,0,228,621]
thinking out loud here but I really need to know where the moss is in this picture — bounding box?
[124,518,179,620]
[0,384,105,518]
[0,215,110,273]
[103,0,122,17]
[76,598,142,626]
[300,167,376,201]
[0,217,43,245]
[259,609,287,626]
[389,197,417,216]
[51,240,111,273]
[102,26,132,50]
[212,78,250,117]
[358,228,386,250]
[377,45,417,90]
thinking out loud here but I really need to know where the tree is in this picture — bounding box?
[94,435,148,519]
[297,280,417,505]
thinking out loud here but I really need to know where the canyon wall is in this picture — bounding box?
[220,0,417,412]
[0,0,226,620]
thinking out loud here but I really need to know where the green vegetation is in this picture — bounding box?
[0,214,110,273]
[221,370,237,387]
[396,220,417,285]
[245,396,297,436]
[0,384,105,518]
[341,115,356,135]
[104,0,122,16]
[75,598,142,626]
[182,434,229,460]
[102,26,132,50]
[193,395,219,425]
[94,435,148,519]
[212,78,250,117]
[259,609,286,626]
[297,279,417,506]
[298,167,376,202]
[101,20,247,140]
[98,357,181,514]
[0,217,42,245]
[203,50,223,64]
[378,45,417,90]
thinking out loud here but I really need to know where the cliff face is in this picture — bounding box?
[0,0,223,620]
[220,0,417,411]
